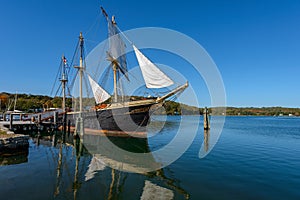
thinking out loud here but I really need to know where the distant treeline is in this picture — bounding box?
[224,107,300,116]
[0,92,299,116]
[0,92,72,112]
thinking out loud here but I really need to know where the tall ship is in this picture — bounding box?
[66,7,188,134]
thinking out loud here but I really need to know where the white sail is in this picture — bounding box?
[133,45,174,88]
[88,75,111,104]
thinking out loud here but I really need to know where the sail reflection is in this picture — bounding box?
[82,132,161,174]
[39,131,190,200]
[141,180,174,200]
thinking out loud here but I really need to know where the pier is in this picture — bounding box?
[0,109,66,134]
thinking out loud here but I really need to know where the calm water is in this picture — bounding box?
[0,116,299,199]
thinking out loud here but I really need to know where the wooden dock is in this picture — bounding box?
[0,109,66,134]
[1,110,147,138]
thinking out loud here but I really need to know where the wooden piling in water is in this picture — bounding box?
[204,107,210,130]
[68,120,71,136]
[9,114,13,130]
[38,114,42,124]
[63,113,67,134]
[53,111,58,125]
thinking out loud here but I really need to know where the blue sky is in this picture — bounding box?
[0,0,299,107]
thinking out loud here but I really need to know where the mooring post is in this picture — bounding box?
[9,114,13,130]
[63,112,67,134]
[53,111,58,125]
[204,107,210,130]
[52,132,57,147]
[54,111,59,131]
[3,113,6,122]
[37,133,41,146]
[38,114,42,124]
[67,120,71,136]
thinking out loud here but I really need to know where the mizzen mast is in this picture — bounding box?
[60,55,68,112]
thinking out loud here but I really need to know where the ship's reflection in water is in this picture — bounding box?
[24,130,190,200]
[2,116,299,199]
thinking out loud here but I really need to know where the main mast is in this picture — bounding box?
[74,32,84,136]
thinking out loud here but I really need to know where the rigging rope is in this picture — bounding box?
[50,60,63,96]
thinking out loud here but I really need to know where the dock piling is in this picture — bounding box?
[53,111,58,126]
[204,107,210,130]
[38,114,42,124]
[63,113,67,134]
[67,120,71,136]
[9,114,13,130]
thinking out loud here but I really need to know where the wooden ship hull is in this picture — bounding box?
[95,104,153,132]
[67,99,159,134]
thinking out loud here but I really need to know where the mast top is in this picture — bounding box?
[79,32,84,42]
[112,16,116,24]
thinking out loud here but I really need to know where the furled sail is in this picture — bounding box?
[88,75,110,104]
[133,45,174,88]
[108,16,128,80]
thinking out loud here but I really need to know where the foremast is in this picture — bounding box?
[101,7,128,103]
[110,58,118,103]
[110,16,119,103]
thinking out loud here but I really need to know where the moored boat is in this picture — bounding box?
[66,7,188,134]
